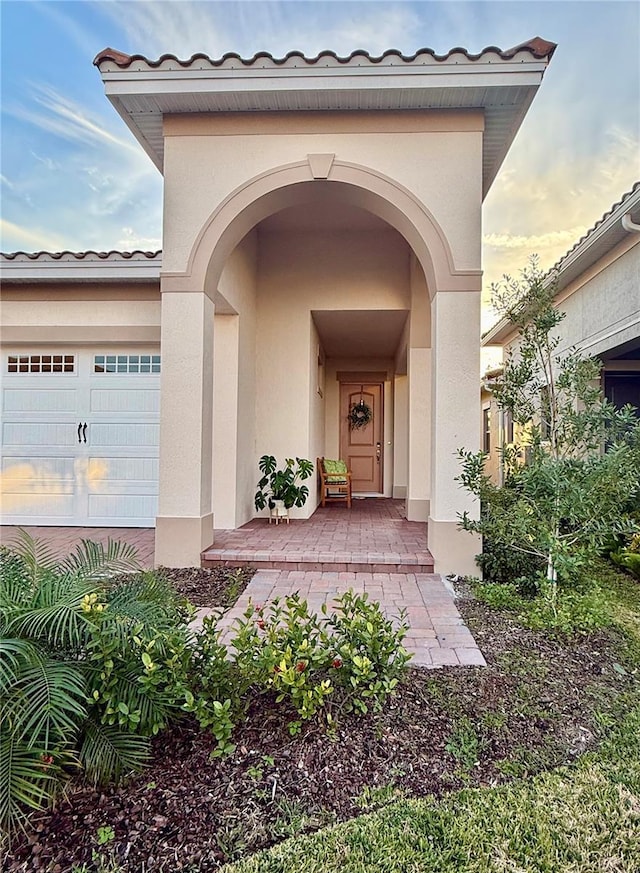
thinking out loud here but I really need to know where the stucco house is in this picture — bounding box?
[482,182,640,482]
[0,40,557,573]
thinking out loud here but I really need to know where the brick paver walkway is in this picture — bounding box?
[203,498,434,573]
[2,508,485,668]
[194,569,486,669]
[0,526,155,568]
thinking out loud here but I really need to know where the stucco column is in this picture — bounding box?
[155,290,214,567]
[406,349,431,521]
[428,290,481,576]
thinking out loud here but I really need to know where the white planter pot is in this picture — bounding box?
[269,499,289,524]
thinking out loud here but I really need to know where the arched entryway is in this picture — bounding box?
[155,161,481,574]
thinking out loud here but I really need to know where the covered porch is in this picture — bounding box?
[202,498,434,573]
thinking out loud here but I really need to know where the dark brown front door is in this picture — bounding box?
[339,382,383,493]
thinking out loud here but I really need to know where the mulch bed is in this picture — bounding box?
[157,566,254,609]
[3,575,634,872]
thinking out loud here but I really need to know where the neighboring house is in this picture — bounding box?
[482,183,640,483]
[0,40,557,572]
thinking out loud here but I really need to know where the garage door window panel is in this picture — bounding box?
[8,354,75,374]
[94,354,161,374]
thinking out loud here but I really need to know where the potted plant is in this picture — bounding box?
[254,455,314,519]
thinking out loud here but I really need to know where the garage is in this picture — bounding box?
[1,347,160,527]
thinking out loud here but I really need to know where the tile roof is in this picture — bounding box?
[1,249,161,261]
[93,38,557,70]
[482,182,640,345]
[552,181,640,274]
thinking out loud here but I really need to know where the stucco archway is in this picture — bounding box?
[161,159,478,299]
[156,158,481,575]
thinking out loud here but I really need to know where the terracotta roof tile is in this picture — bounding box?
[1,249,161,261]
[93,38,556,70]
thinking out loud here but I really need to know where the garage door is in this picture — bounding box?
[1,348,160,527]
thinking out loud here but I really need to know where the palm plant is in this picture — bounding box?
[0,531,190,838]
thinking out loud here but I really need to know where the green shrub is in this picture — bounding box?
[230,591,410,732]
[324,590,411,714]
[232,595,334,733]
[476,537,543,591]
[611,531,640,580]
[0,533,234,837]
[473,577,611,634]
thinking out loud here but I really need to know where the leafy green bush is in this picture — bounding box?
[473,578,611,634]
[231,591,410,733]
[0,533,234,837]
[611,531,640,580]
[324,590,411,714]
[476,536,543,591]
[232,595,334,734]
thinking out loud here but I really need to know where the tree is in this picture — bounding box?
[458,257,640,610]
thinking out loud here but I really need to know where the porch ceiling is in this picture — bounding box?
[312,309,408,358]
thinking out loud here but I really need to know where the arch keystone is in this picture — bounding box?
[307,153,335,179]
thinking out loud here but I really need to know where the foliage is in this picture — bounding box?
[611,531,640,580]
[476,530,543,590]
[473,579,611,634]
[459,256,640,612]
[323,590,411,714]
[232,594,335,734]
[231,591,410,733]
[254,455,314,511]
[0,533,234,838]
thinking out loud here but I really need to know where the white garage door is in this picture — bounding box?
[1,348,160,527]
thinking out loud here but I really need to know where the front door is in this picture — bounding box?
[339,382,383,493]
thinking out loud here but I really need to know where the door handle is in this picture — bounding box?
[78,423,82,443]
[376,442,381,463]
[82,423,87,444]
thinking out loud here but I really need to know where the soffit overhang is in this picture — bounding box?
[482,183,640,347]
[94,40,556,197]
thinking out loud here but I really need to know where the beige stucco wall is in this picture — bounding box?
[392,375,408,498]
[254,226,410,516]
[406,255,432,519]
[214,230,258,527]
[308,319,325,509]
[0,285,160,344]
[161,111,483,279]
[554,240,640,359]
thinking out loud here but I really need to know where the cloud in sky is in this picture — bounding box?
[98,0,423,58]
[7,83,142,155]
[0,218,67,253]
[1,0,638,299]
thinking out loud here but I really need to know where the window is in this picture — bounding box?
[482,407,491,454]
[94,354,161,374]
[7,354,75,373]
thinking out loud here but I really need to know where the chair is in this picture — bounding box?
[318,457,352,509]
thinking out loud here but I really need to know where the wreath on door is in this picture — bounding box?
[348,399,373,430]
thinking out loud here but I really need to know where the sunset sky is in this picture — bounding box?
[1,0,638,328]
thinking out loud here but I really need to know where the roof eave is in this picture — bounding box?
[94,42,555,187]
[481,184,640,347]
[0,251,162,283]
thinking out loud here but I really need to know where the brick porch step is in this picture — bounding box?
[201,549,435,574]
